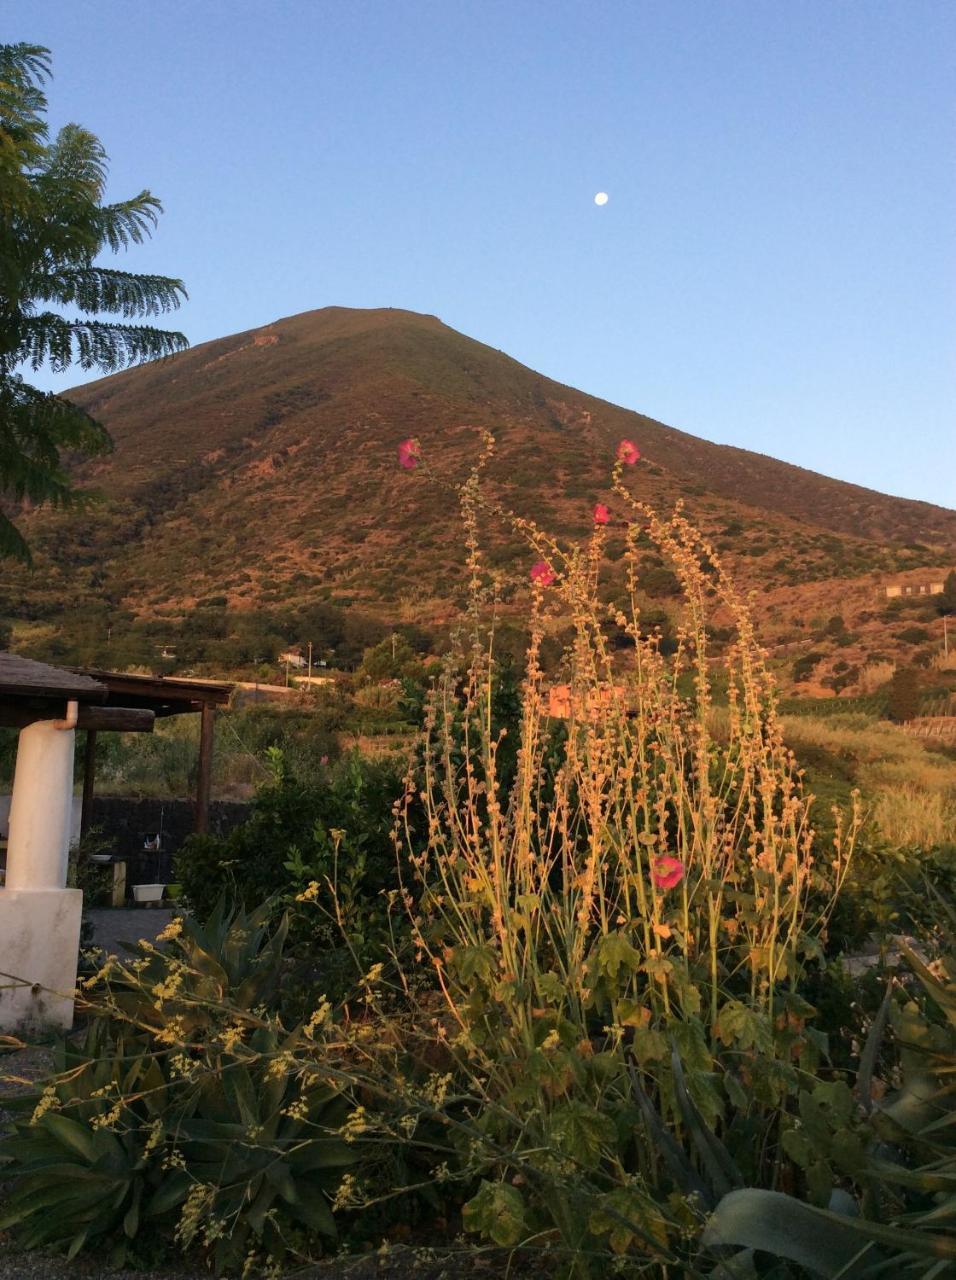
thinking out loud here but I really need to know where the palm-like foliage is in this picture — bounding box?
[0,42,187,559]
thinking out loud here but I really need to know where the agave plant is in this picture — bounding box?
[170,1025,356,1274]
[98,896,289,1039]
[0,1019,185,1265]
[0,900,357,1273]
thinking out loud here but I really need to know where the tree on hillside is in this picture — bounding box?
[0,43,187,559]
[938,569,956,616]
[886,665,920,724]
[356,634,419,684]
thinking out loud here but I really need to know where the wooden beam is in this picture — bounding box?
[196,702,215,834]
[79,707,155,733]
[80,730,97,841]
[0,703,155,732]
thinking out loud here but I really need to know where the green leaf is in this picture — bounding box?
[145,1171,191,1217]
[41,1114,98,1163]
[291,1181,337,1237]
[703,1189,875,1277]
[548,1100,616,1169]
[596,932,642,980]
[462,1181,526,1247]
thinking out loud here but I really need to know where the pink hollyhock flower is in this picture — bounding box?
[530,560,556,586]
[617,439,640,465]
[651,855,684,891]
[398,438,421,469]
[593,503,610,525]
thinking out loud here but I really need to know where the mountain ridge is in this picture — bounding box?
[67,305,956,548]
[3,306,953,694]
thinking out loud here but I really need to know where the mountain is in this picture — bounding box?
[4,306,954,690]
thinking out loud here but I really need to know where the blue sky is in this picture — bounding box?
[13,0,956,508]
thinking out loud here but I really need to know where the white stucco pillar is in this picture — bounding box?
[0,718,83,1032]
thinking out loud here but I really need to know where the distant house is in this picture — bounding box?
[278,649,307,669]
[884,580,945,599]
[547,683,627,719]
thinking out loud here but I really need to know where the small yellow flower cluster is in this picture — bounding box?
[340,1105,370,1143]
[80,955,117,990]
[175,1183,213,1248]
[423,1071,453,1108]
[281,1095,309,1122]
[143,1117,165,1157]
[295,880,321,903]
[169,1051,197,1079]
[155,917,184,943]
[332,1171,359,1211]
[151,961,186,1009]
[303,998,332,1037]
[154,1015,187,1047]
[91,1100,123,1130]
[218,1021,247,1053]
[266,1050,297,1080]
[29,1084,60,1125]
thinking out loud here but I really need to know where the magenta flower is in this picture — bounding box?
[593,503,610,525]
[617,439,640,465]
[651,856,684,891]
[530,560,556,587]
[398,438,421,470]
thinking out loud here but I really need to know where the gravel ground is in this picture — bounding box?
[84,906,176,958]
[0,1244,521,1280]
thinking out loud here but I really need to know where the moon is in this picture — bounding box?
[594,191,609,206]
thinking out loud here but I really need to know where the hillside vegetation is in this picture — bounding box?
[2,306,953,689]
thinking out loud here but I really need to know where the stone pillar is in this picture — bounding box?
[0,719,83,1032]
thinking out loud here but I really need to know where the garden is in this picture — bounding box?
[1,437,954,1279]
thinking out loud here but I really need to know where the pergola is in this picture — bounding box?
[70,669,233,836]
[0,654,233,1032]
[0,657,233,837]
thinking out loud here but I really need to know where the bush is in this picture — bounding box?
[896,625,931,645]
[296,442,859,1269]
[175,751,405,1004]
[792,651,824,682]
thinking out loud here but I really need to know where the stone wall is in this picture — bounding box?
[79,797,249,885]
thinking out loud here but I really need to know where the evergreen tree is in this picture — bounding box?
[0,43,187,559]
[886,665,920,724]
[939,569,956,616]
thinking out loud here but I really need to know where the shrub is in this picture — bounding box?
[175,751,404,1005]
[896,625,931,645]
[792,651,824,682]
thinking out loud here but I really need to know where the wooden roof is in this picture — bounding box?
[71,669,233,718]
[0,653,107,703]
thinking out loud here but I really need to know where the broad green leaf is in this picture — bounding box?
[703,1189,875,1277]
[462,1180,527,1247]
[548,1100,616,1169]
